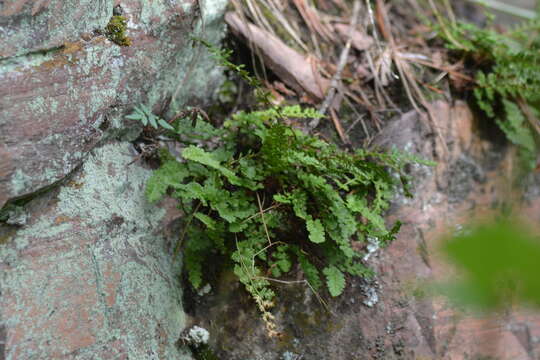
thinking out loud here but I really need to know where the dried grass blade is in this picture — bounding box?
[310,0,361,130]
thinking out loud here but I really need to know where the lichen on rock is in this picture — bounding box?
[0,143,193,358]
[0,0,228,209]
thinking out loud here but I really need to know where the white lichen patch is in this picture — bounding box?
[197,283,212,296]
[281,351,301,360]
[362,236,380,262]
[57,143,165,227]
[1,142,188,359]
[361,281,380,308]
[4,206,28,227]
[10,169,33,195]
[201,0,229,24]
[183,325,210,347]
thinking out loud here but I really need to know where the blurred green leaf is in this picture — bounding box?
[442,220,540,309]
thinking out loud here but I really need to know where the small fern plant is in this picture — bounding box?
[127,40,421,336]
[128,103,418,335]
[125,104,175,131]
[435,17,540,169]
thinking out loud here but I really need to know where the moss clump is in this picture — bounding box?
[105,16,132,46]
[192,345,219,360]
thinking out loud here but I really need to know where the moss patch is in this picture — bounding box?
[105,16,131,46]
[191,345,219,360]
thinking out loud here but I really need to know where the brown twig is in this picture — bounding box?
[308,0,361,130]
[404,57,474,83]
[330,107,350,144]
[517,97,540,136]
[345,113,368,137]
[240,203,282,225]
[374,0,449,156]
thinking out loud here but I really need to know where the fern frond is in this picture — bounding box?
[323,266,346,297]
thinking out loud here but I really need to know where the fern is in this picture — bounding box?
[323,266,346,297]
[435,16,540,169]
[296,249,323,290]
[145,153,189,203]
[132,41,424,335]
[498,100,536,153]
[143,106,416,310]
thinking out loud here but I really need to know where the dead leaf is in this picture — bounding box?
[226,12,329,100]
[334,23,373,51]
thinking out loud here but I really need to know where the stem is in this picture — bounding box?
[173,201,202,258]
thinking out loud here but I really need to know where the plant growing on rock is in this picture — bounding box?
[434,13,540,169]
[128,41,423,336]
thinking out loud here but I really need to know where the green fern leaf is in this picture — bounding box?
[148,114,158,129]
[187,265,203,289]
[185,252,204,289]
[141,115,148,127]
[125,113,143,121]
[306,219,325,243]
[272,245,292,275]
[323,266,346,297]
[175,182,208,205]
[498,100,535,152]
[297,252,322,290]
[158,119,175,131]
[194,212,216,230]
[182,146,243,186]
[346,195,388,234]
[145,160,189,203]
[280,105,324,119]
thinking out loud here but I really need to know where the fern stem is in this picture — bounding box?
[428,0,466,50]
[257,192,272,245]
[174,201,202,258]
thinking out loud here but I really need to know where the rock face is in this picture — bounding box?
[1,144,191,359]
[0,0,227,208]
[0,0,227,358]
[184,101,540,360]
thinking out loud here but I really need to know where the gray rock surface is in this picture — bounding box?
[0,0,227,358]
[1,143,191,358]
[0,0,227,208]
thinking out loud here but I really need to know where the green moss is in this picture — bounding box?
[192,345,219,360]
[105,16,132,46]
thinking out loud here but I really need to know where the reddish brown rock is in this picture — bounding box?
[0,0,227,208]
[184,101,540,359]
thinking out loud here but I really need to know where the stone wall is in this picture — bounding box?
[0,0,227,208]
[0,0,227,358]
